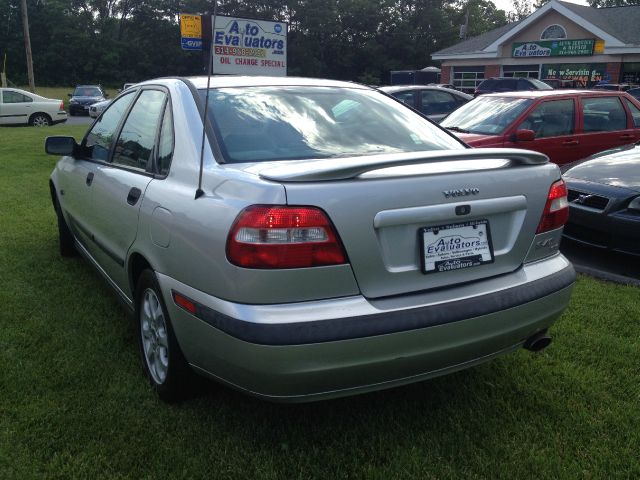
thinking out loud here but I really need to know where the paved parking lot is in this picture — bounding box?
[63,115,93,126]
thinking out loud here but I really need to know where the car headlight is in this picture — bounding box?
[69,99,78,104]
[629,196,640,211]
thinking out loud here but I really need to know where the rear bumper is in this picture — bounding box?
[158,254,575,402]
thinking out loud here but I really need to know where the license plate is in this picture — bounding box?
[420,219,494,274]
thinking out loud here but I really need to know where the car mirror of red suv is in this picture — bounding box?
[512,129,536,142]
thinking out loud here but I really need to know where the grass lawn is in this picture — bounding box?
[1,125,639,479]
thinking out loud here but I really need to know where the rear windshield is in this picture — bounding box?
[73,87,102,97]
[199,86,464,163]
[441,96,534,135]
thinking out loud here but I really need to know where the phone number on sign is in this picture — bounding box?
[215,46,266,58]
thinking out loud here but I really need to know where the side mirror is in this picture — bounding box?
[514,129,536,142]
[45,136,78,156]
[68,93,72,98]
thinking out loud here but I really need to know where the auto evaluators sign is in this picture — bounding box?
[213,16,287,76]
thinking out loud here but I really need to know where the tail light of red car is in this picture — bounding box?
[537,179,569,233]
[226,205,348,269]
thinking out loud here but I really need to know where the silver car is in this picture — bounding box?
[45,76,575,402]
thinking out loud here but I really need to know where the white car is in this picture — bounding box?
[0,88,68,126]
[88,99,112,118]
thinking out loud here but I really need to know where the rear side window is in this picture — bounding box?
[84,92,135,161]
[3,91,32,103]
[112,90,166,171]
[157,103,174,175]
[517,78,533,91]
[582,97,627,132]
[624,99,640,127]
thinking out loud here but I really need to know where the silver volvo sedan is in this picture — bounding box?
[45,76,575,402]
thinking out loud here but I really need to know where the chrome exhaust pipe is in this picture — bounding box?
[523,331,552,352]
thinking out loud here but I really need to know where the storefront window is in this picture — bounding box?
[453,66,485,94]
[503,64,539,78]
[541,63,606,87]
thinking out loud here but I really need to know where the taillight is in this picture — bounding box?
[226,205,347,269]
[537,179,569,233]
[59,101,65,111]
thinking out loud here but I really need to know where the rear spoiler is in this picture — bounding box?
[259,148,549,182]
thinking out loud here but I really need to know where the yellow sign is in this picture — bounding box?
[594,39,605,54]
[180,14,202,39]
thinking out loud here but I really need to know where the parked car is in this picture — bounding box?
[68,85,107,116]
[626,87,640,101]
[88,99,111,118]
[543,79,586,89]
[592,83,631,91]
[441,90,640,165]
[0,87,67,126]
[474,77,553,96]
[45,76,575,402]
[562,144,640,256]
[378,85,472,122]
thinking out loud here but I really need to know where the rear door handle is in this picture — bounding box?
[562,140,579,146]
[619,134,635,140]
[86,172,94,186]
[127,187,142,206]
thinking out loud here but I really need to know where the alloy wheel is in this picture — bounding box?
[140,288,169,385]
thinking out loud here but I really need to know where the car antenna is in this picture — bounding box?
[195,2,217,199]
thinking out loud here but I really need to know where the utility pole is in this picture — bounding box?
[20,0,35,92]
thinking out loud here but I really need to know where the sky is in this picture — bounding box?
[490,0,589,16]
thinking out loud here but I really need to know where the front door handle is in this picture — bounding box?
[127,187,142,206]
[86,172,94,186]
[562,140,579,146]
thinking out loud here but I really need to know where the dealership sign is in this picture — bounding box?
[542,63,606,86]
[512,39,595,58]
[179,14,287,76]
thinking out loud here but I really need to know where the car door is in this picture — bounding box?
[0,90,32,125]
[505,98,579,165]
[576,95,638,159]
[88,88,168,292]
[60,91,137,257]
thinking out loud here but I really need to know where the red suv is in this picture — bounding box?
[441,90,640,165]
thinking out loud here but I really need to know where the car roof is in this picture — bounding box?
[480,89,630,99]
[176,76,373,90]
[378,84,470,96]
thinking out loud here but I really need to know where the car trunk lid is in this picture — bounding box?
[256,149,559,299]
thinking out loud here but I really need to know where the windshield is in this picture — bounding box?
[528,78,554,90]
[73,87,102,97]
[441,96,534,135]
[200,86,464,163]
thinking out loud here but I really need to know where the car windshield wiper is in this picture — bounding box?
[445,126,470,133]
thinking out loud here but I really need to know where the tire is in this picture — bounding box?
[69,110,76,117]
[136,270,194,402]
[54,197,76,257]
[30,113,51,127]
